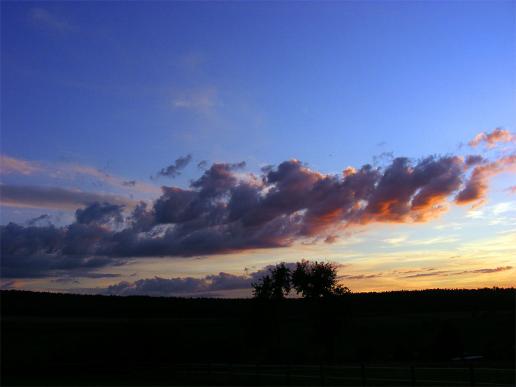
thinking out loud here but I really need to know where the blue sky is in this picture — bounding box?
[1,1,515,296]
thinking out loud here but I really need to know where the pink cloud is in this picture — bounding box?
[468,128,515,149]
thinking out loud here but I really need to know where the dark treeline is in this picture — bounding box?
[1,288,514,317]
[1,288,514,385]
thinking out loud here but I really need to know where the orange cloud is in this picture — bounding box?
[456,155,516,205]
[468,128,515,148]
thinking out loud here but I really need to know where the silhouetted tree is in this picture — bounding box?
[252,274,274,299]
[291,260,350,298]
[252,263,291,299]
[252,260,349,300]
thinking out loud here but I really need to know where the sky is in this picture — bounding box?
[1,1,515,297]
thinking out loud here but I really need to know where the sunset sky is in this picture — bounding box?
[1,1,515,297]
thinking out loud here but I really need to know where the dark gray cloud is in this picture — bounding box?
[104,262,297,297]
[105,272,251,297]
[197,160,208,170]
[465,155,485,167]
[75,202,124,226]
[26,214,51,226]
[157,154,192,178]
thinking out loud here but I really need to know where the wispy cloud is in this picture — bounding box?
[403,266,513,279]
[29,8,74,32]
[0,184,136,211]
[491,202,516,216]
[171,87,218,111]
[382,235,458,247]
[176,51,206,71]
[63,164,160,194]
[460,266,513,274]
[339,273,383,280]
[0,154,160,195]
[0,155,42,175]
[382,235,408,245]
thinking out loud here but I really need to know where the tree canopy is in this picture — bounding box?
[252,262,291,299]
[252,260,350,299]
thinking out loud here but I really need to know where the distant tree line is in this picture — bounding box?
[252,260,350,299]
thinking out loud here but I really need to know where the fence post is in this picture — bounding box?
[469,363,475,386]
[361,363,367,387]
[320,364,325,386]
[227,363,233,385]
[255,363,261,386]
[285,362,291,386]
[410,365,416,386]
[171,362,176,384]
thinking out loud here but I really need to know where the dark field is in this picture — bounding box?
[1,288,514,386]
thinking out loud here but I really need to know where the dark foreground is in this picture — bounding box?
[1,288,514,386]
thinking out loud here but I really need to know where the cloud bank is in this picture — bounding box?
[2,142,515,279]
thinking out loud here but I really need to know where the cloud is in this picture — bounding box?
[96,261,510,297]
[1,149,515,277]
[490,202,516,216]
[468,128,515,149]
[171,87,218,110]
[156,154,192,178]
[0,279,19,290]
[0,154,161,195]
[0,155,42,175]
[177,51,205,70]
[29,8,74,32]
[338,273,383,280]
[455,155,516,205]
[104,273,249,297]
[0,184,135,211]
[401,266,512,278]
[383,235,408,245]
[324,235,338,244]
[75,202,124,226]
[197,160,209,170]
[459,266,512,274]
[402,270,450,279]
[27,214,52,226]
[63,164,160,194]
[104,263,297,297]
